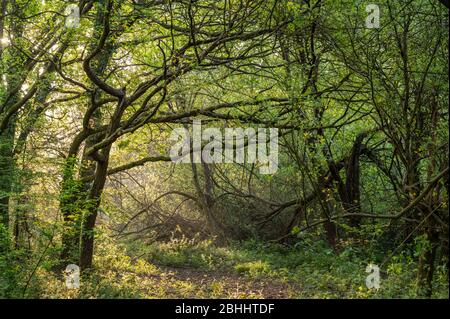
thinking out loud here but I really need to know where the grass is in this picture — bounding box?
[15,233,449,299]
[121,234,449,299]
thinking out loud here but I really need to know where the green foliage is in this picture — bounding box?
[0,225,22,298]
[121,237,449,299]
[0,0,447,300]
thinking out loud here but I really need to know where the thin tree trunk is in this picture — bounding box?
[417,228,438,297]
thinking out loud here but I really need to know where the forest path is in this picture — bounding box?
[140,265,296,298]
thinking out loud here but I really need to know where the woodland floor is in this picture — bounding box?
[31,239,449,299]
[152,266,295,298]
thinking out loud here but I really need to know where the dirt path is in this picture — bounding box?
[151,266,295,298]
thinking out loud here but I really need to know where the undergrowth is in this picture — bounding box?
[6,232,448,299]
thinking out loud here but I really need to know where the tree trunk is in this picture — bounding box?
[343,133,365,227]
[0,125,15,228]
[79,144,111,270]
[60,156,84,266]
[60,0,116,269]
[417,228,439,298]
